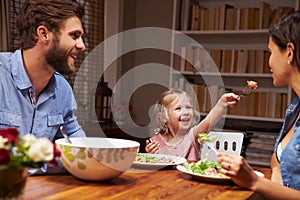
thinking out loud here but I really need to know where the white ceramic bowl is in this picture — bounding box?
[55,137,140,181]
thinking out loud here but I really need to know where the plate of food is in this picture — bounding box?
[177,158,264,184]
[132,153,187,169]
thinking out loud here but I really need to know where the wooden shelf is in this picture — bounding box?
[175,29,269,50]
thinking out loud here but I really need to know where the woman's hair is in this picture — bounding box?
[152,89,189,135]
[268,11,300,72]
[17,0,85,50]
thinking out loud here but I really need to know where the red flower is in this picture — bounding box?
[0,148,11,165]
[0,128,19,145]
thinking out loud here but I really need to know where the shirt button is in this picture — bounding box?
[286,183,290,187]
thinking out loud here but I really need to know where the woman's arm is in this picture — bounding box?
[217,152,300,200]
[270,153,283,184]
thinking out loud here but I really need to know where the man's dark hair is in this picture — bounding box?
[17,0,85,49]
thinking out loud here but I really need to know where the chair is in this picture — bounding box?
[200,131,244,161]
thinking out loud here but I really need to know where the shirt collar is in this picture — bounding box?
[11,49,57,93]
[11,50,33,90]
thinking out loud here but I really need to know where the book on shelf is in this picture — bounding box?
[207,7,219,30]
[250,137,276,144]
[247,142,275,151]
[236,50,249,73]
[191,4,207,31]
[258,1,271,29]
[177,45,271,74]
[247,50,256,73]
[180,0,192,30]
[263,51,271,73]
[269,6,295,26]
[246,146,274,156]
[221,50,233,73]
[255,50,265,73]
[179,46,187,72]
[225,7,237,30]
[190,4,199,31]
[185,45,194,72]
[209,49,222,71]
[247,130,278,141]
[245,130,279,167]
[256,92,267,117]
[218,3,235,30]
[180,1,295,31]
[246,152,272,166]
[240,7,259,30]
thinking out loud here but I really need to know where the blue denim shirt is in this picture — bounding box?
[275,96,300,190]
[0,50,86,174]
[0,50,86,139]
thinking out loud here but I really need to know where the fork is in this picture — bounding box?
[206,142,218,153]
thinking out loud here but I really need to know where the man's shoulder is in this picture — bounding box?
[0,52,13,67]
[0,52,14,76]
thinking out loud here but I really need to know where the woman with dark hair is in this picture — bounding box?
[217,11,300,199]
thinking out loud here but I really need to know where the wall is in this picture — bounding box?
[120,0,174,126]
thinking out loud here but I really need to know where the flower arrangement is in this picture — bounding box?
[0,128,61,170]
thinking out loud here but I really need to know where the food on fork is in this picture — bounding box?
[247,80,258,89]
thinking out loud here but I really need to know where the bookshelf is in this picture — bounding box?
[171,0,298,124]
[171,0,299,166]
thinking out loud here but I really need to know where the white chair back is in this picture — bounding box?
[201,131,244,161]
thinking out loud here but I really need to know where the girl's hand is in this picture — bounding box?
[145,140,159,154]
[219,93,240,108]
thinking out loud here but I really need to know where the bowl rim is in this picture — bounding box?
[55,137,140,148]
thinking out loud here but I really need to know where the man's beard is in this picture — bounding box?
[45,37,75,76]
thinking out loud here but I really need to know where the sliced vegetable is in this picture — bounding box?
[198,133,217,142]
[183,156,221,175]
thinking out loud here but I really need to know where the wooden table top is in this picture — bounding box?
[24,167,270,200]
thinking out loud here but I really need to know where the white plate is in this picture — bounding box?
[176,165,264,184]
[132,153,187,169]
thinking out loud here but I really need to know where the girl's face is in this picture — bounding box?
[268,36,292,87]
[166,94,194,134]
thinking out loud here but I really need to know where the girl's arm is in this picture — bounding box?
[193,93,239,137]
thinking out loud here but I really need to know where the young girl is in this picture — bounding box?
[145,89,239,161]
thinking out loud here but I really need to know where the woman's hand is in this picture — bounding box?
[216,152,260,190]
[145,139,159,154]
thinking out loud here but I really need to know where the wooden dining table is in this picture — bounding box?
[23,166,270,200]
